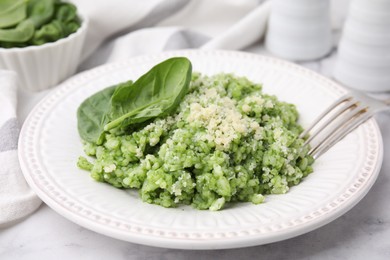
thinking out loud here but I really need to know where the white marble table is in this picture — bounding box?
[1,44,390,260]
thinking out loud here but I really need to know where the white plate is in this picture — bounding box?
[19,50,383,249]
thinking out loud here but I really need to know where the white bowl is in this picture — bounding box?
[0,13,88,92]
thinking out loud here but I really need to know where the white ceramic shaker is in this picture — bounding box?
[333,0,390,92]
[265,0,332,61]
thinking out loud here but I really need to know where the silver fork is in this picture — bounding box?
[300,90,390,159]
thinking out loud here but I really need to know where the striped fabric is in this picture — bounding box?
[0,71,42,227]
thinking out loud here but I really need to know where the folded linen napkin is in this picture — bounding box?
[78,0,270,69]
[0,71,42,228]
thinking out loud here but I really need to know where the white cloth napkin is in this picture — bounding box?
[1,0,273,227]
[78,0,270,69]
[0,71,42,228]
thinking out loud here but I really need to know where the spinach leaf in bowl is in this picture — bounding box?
[0,19,34,43]
[27,0,55,28]
[0,0,81,48]
[0,0,27,28]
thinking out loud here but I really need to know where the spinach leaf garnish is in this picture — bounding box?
[77,85,122,145]
[105,57,192,131]
[77,57,192,144]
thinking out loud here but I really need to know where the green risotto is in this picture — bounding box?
[77,66,314,211]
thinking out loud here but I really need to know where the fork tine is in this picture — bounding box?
[302,91,390,159]
[310,110,372,159]
[299,94,352,139]
[302,98,357,147]
[308,103,368,157]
